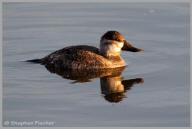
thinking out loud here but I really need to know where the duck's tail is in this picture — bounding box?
[26,59,42,63]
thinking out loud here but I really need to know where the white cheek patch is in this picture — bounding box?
[113,42,123,52]
[110,44,121,52]
[117,42,124,48]
[101,39,124,53]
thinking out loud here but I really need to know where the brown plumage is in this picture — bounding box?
[27,30,143,70]
[42,45,124,69]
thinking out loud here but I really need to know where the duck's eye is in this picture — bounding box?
[116,38,120,41]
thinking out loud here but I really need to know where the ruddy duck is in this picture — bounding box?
[28,31,143,70]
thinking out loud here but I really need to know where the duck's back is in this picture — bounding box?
[42,45,111,70]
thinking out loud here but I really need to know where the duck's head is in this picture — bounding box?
[100,30,143,57]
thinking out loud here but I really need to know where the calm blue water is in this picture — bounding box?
[3,3,190,127]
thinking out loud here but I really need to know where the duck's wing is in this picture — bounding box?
[48,45,100,55]
[42,45,107,69]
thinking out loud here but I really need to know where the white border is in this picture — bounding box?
[190,1,192,128]
[0,0,2,128]
[0,0,191,129]
[2,0,192,2]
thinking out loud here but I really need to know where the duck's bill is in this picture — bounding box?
[122,40,144,52]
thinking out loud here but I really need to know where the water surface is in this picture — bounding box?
[3,3,190,127]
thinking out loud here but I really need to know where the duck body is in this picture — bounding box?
[41,45,126,70]
[28,31,143,70]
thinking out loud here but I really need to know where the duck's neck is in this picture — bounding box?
[99,50,126,68]
[100,51,120,59]
[100,47,126,67]
[100,48,121,59]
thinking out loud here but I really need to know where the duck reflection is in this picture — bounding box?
[101,76,143,103]
[45,65,144,103]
